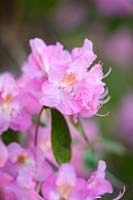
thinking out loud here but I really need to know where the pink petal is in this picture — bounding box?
[40,82,60,107]
[0,140,8,167]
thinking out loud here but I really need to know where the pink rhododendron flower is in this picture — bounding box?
[0,143,50,200]
[0,171,44,200]
[86,160,113,198]
[6,143,53,186]
[41,161,112,200]
[22,38,71,79]
[0,73,32,134]
[23,38,107,117]
[39,40,100,116]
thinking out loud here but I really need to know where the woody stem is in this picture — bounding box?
[34,106,44,146]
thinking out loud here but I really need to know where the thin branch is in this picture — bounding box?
[34,106,44,146]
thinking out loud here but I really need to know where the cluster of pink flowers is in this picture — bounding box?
[0,38,124,199]
[0,73,33,134]
[0,138,113,199]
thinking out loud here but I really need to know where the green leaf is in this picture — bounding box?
[51,109,72,165]
[69,116,88,142]
[24,0,60,15]
[1,129,19,145]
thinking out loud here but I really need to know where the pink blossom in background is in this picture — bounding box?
[23,38,107,117]
[41,161,112,200]
[95,0,131,16]
[6,143,53,186]
[0,171,16,200]
[117,93,133,151]
[0,171,44,200]
[53,0,87,31]
[0,140,114,199]
[0,142,53,199]
[86,160,113,197]
[104,29,132,68]
[0,73,32,134]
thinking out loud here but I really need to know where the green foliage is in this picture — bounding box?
[24,0,60,15]
[51,109,72,165]
[85,148,100,170]
[1,129,19,145]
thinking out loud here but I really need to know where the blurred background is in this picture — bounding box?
[0,0,132,199]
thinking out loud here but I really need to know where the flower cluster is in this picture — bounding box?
[0,138,113,200]
[0,38,124,199]
[22,38,106,117]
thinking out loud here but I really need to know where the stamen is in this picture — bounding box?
[17,155,28,164]
[113,186,126,200]
[99,88,109,99]
[96,111,110,117]
[101,96,111,105]
[61,73,77,87]
[103,67,112,79]
[3,94,13,105]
